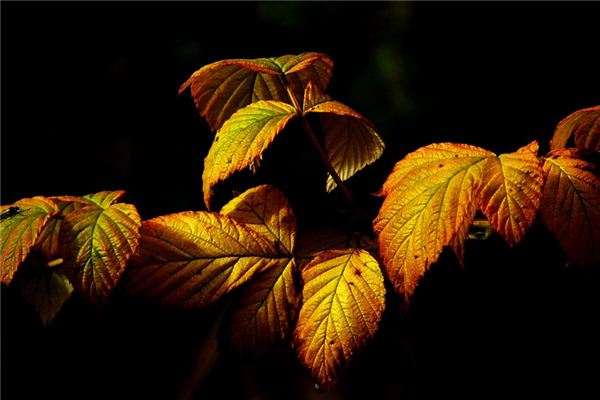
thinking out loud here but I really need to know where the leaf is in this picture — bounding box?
[128,211,292,308]
[292,249,385,389]
[541,149,600,266]
[478,141,544,245]
[296,228,378,267]
[202,100,297,208]
[550,105,600,152]
[0,196,58,285]
[35,196,91,259]
[59,192,141,303]
[219,259,300,354]
[18,267,73,326]
[82,190,127,208]
[179,52,333,131]
[302,82,384,192]
[221,184,296,254]
[374,143,493,300]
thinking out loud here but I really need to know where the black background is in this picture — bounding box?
[2,2,600,399]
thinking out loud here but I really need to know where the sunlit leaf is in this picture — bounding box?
[219,259,300,354]
[202,100,297,208]
[0,197,58,285]
[374,143,493,300]
[179,52,333,130]
[18,266,73,326]
[221,184,296,254]
[128,212,292,308]
[59,192,141,303]
[541,149,600,266]
[82,190,127,208]
[296,228,378,267]
[478,141,544,245]
[293,249,385,389]
[35,196,91,259]
[302,82,384,192]
[550,105,600,152]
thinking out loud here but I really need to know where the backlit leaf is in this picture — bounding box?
[82,190,127,208]
[35,196,91,259]
[219,259,300,354]
[59,192,141,303]
[550,105,600,152]
[303,83,384,192]
[541,149,600,266]
[202,100,297,208]
[478,141,544,245]
[221,184,296,254]
[374,143,493,300]
[296,228,378,267]
[179,52,333,130]
[18,267,73,326]
[293,249,385,389]
[128,212,292,308]
[0,197,58,284]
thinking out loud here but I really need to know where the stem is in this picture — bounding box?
[280,77,356,206]
[46,258,63,268]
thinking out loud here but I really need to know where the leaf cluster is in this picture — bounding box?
[2,53,599,390]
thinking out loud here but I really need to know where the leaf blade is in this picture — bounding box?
[478,141,544,245]
[374,143,493,300]
[550,105,600,152]
[202,100,297,208]
[18,268,73,326]
[292,249,385,389]
[0,197,58,284]
[541,149,600,266]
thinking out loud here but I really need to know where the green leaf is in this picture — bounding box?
[302,82,384,192]
[59,191,141,303]
[179,52,333,131]
[18,266,73,326]
[202,100,297,209]
[1,197,58,285]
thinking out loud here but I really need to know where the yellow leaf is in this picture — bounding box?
[374,143,493,300]
[59,192,141,304]
[0,196,58,285]
[478,141,544,245]
[179,52,333,131]
[293,249,385,389]
[202,100,297,209]
[541,149,600,266]
[219,258,300,354]
[221,184,296,255]
[128,211,292,308]
[82,190,127,208]
[302,82,384,192]
[550,105,600,152]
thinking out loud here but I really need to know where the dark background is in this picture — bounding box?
[2,2,600,399]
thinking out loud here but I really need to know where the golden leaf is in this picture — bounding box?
[550,105,600,152]
[541,149,600,266]
[374,143,493,300]
[0,196,58,284]
[293,249,385,389]
[202,100,297,209]
[478,141,544,245]
[302,82,384,192]
[128,211,291,308]
[59,191,141,303]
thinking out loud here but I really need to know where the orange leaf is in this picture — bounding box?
[59,192,141,303]
[202,100,297,208]
[293,249,385,389]
[550,105,600,152]
[303,82,384,192]
[0,196,58,284]
[374,143,493,300]
[128,211,291,308]
[541,149,600,266]
[221,184,296,255]
[219,258,300,354]
[180,52,333,131]
[35,196,91,259]
[478,141,544,245]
